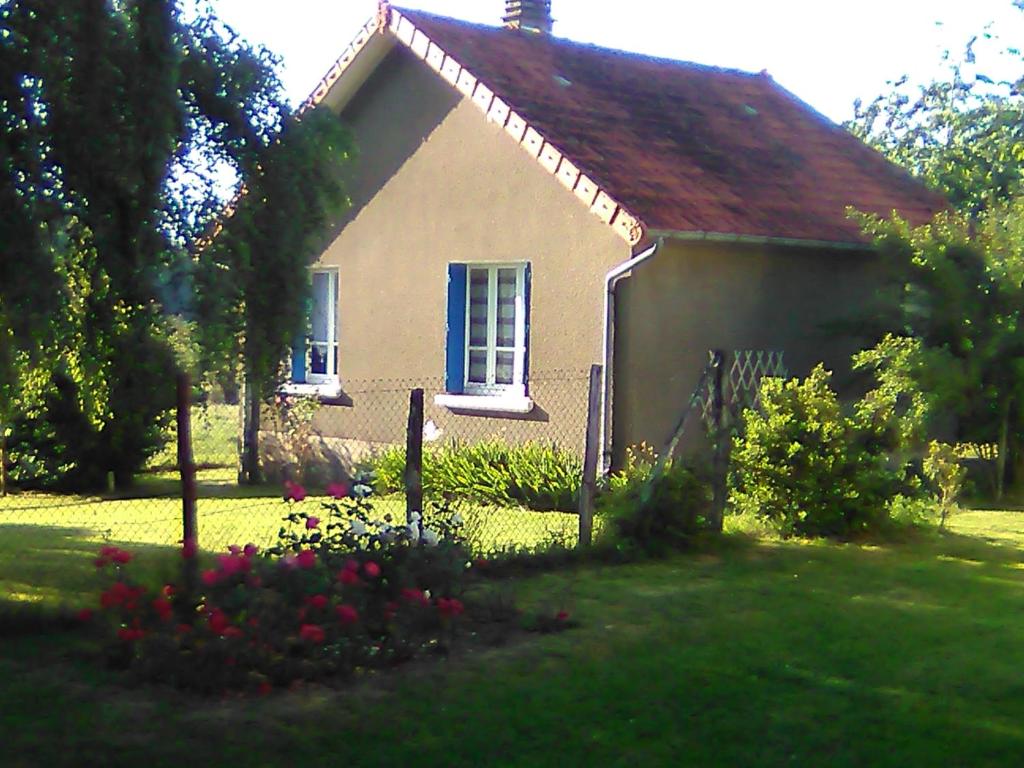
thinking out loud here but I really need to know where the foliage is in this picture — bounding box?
[262,393,323,484]
[858,199,1024,498]
[0,0,351,489]
[597,445,710,555]
[923,441,966,529]
[729,366,917,538]
[86,487,486,694]
[370,440,582,512]
[847,31,1024,215]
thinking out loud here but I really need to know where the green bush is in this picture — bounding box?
[729,365,914,539]
[369,440,581,512]
[597,446,710,555]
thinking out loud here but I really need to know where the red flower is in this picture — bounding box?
[243,543,258,557]
[335,605,359,626]
[307,594,329,610]
[152,598,173,622]
[176,623,193,635]
[337,568,360,586]
[296,549,316,569]
[305,516,320,530]
[299,624,326,644]
[208,609,230,635]
[76,608,93,623]
[110,549,132,565]
[94,557,108,569]
[161,584,176,598]
[181,537,198,560]
[363,561,381,579]
[401,588,429,606]
[474,557,488,569]
[437,598,465,618]
[283,480,307,502]
[100,581,136,609]
[258,681,273,696]
[117,627,145,642]
[221,626,244,639]
[327,481,349,500]
[201,569,220,586]
[384,601,398,621]
[556,610,570,622]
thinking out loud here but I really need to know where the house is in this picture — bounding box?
[278,0,945,471]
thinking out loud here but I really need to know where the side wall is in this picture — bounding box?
[304,48,627,464]
[612,239,881,463]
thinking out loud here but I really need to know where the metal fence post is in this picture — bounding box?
[405,388,424,524]
[176,373,198,595]
[578,364,602,547]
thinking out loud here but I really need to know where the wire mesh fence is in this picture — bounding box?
[0,369,593,602]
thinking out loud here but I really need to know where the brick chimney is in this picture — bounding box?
[503,0,553,34]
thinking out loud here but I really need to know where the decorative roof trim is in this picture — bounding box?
[302,2,646,247]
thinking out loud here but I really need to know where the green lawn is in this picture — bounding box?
[3,511,1024,766]
[0,488,579,604]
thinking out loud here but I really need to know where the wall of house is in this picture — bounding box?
[304,46,629,461]
[611,239,882,464]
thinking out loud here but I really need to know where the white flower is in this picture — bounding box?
[350,519,367,536]
[409,510,421,522]
[421,527,439,547]
[407,522,421,539]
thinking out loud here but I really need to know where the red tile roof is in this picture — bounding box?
[395,8,946,245]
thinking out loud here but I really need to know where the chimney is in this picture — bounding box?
[503,0,553,34]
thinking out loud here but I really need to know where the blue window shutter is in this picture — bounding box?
[523,262,532,393]
[291,336,306,383]
[445,264,467,393]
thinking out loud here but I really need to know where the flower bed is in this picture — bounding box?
[84,481,492,695]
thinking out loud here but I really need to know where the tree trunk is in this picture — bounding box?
[242,387,261,485]
[996,397,1011,501]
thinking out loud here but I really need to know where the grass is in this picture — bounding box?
[3,510,1024,765]
[0,487,579,605]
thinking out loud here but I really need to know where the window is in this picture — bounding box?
[290,269,339,389]
[440,262,532,411]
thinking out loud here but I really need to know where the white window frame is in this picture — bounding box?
[304,267,339,387]
[463,263,528,397]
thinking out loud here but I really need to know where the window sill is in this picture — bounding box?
[433,393,534,415]
[279,381,342,399]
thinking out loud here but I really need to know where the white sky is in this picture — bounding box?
[211,0,1024,122]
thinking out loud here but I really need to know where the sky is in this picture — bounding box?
[210,0,1024,123]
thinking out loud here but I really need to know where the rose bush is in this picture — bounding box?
[88,480,479,694]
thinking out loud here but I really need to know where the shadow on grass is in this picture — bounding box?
[0,524,185,609]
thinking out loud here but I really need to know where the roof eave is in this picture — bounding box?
[647,228,872,252]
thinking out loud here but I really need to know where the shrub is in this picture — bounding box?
[369,440,581,511]
[923,441,966,529]
[729,365,915,538]
[85,488,487,694]
[597,446,710,555]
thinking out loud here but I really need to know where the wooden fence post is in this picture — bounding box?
[177,373,198,595]
[710,350,727,532]
[405,388,424,525]
[578,364,603,548]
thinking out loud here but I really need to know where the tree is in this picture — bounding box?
[848,33,1024,215]
[0,0,352,489]
[195,107,351,483]
[859,197,1024,498]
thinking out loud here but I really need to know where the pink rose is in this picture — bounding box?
[335,604,359,625]
[363,561,381,579]
[327,481,349,500]
[299,624,326,644]
[305,516,320,530]
[283,480,307,502]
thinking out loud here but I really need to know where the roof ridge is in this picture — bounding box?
[392,5,769,81]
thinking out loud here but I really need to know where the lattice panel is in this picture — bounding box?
[700,350,787,427]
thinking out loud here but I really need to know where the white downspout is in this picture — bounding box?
[600,238,661,473]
